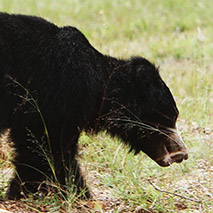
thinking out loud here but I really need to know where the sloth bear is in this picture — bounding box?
[0,12,188,199]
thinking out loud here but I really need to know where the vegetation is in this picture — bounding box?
[0,0,212,212]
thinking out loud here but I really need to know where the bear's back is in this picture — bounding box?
[0,12,58,35]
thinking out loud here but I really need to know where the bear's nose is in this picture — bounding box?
[170,151,188,163]
[183,153,188,160]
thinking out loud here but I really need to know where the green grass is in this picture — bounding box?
[0,0,212,212]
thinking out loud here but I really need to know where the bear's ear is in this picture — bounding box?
[111,57,159,87]
[129,57,160,81]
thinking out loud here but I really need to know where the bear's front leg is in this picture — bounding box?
[54,133,91,199]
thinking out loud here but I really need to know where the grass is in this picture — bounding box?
[0,0,212,212]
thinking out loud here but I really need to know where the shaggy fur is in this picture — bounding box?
[0,13,180,199]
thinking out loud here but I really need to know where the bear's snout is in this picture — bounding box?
[156,130,188,167]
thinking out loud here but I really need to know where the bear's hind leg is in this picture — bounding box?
[7,128,50,199]
[7,164,48,199]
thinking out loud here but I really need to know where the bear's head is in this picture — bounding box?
[100,57,188,167]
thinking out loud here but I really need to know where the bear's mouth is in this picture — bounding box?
[156,143,188,167]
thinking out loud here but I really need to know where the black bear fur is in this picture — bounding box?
[0,12,180,199]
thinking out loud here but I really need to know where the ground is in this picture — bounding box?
[0,120,212,212]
